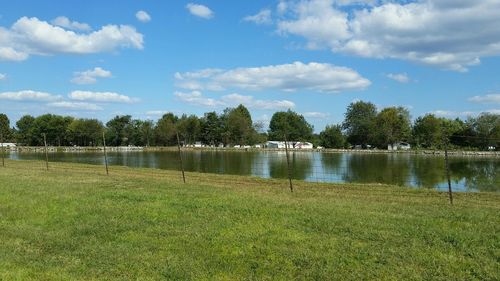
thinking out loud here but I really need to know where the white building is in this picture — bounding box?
[266,141,313,149]
[0,143,16,147]
[388,142,411,151]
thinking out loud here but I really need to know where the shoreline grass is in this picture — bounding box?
[0,159,499,280]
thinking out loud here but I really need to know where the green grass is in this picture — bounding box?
[0,159,499,280]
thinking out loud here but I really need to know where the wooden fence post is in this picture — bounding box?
[102,131,109,175]
[284,132,293,192]
[444,143,453,205]
[1,133,5,167]
[43,133,49,171]
[176,132,186,183]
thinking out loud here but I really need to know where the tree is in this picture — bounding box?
[106,115,132,146]
[373,107,411,148]
[268,110,313,141]
[412,114,443,148]
[471,113,500,149]
[30,114,73,146]
[141,120,155,147]
[200,111,223,145]
[154,113,178,146]
[67,119,104,146]
[223,105,256,145]
[15,115,36,145]
[177,114,201,145]
[319,125,345,148]
[0,113,12,142]
[342,101,377,146]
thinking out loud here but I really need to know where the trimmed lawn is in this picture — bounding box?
[0,159,499,280]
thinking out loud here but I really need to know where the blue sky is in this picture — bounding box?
[1,0,500,132]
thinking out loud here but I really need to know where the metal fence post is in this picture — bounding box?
[176,132,186,183]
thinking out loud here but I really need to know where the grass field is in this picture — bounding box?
[0,159,499,280]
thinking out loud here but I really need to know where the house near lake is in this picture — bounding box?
[388,142,411,151]
[0,143,16,147]
[266,141,314,149]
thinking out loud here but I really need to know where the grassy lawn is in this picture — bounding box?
[0,159,499,280]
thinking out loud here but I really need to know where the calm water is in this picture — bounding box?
[7,150,499,192]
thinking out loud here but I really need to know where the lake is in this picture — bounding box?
[6,150,499,192]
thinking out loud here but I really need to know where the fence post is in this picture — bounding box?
[102,131,109,175]
[176,132,186,183]
[1,133,4,167]
[284,132,293,192]
[444,142,453,205]
[43,133,49,171]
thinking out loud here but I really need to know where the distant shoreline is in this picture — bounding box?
[3,146,499,157]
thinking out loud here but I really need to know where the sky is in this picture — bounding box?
[1,0,500,132]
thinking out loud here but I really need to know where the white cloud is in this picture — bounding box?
[69,91,139,103]
[51,16,91,31]
[221,93,295,110]
[47,101,102,111]
[186,3,214,19]
[146,110,171,116]
[0,73,5,80]
[302,111,330,119]
[430,109,500,118]
[175,61,370,93]
[175,91,295,110]
[468,94,500,104]
[244,9,272,25]
[0,16,143,61]
[136,11,151,23]
[386,73,410,83]
[276,0,500,71]
[0,90,61,101]
[175,91,224,107]
[71,67,112,84]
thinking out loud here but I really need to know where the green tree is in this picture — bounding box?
[106,115,132,146]
[154,113,178,146]
[223,105,256,145]
[67,119,104,146]
[319,124,345,148]
[177,114,201,145]
[342,101,377,146]
[200,111,223,145]
[0,113,12,142]
[141,120,155,147]
[31,114,73,146]
[374,107,411,148]
[15,115,36,145]
[268,110,313,141]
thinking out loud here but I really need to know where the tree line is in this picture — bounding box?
[0,101,499,150]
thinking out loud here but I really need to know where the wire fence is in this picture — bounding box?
[1,135,499,205]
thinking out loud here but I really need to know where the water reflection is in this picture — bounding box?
[6,150,499,192]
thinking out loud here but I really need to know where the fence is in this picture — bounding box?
[1,134,499,204]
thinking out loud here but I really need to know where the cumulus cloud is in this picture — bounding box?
[146,110,171,116]
[0,73,5,80]
[186,3,214,19]
[71,67,112,84]
[302,111,330,119]
[51,16,91,31]
[175,91,295,110]
[0,90,61,101]
[175,61,370,93]
[468,94,500,104]
[47,101,103,111]
[430,109,500,118]
[275,0,500,71]
[244,9,272,25]
[69,91,139,103]
[386,73,410,83]
[0,16,144,61]
[136,11,151,23]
